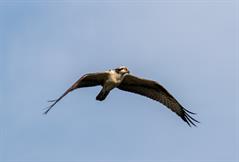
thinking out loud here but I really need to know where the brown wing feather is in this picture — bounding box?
[43,72,109,114]
[118,75,199,126]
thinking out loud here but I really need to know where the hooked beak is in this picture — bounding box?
[121,68,130,74]
[125,68,130,74]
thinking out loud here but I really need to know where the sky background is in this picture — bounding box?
[1,0,238,161]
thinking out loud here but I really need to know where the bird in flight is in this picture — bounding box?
[44,66,199,126]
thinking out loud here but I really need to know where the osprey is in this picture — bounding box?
[44,66,199,126]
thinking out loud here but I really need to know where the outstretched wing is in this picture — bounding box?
[118,75,199,126]
[44,72,109,114]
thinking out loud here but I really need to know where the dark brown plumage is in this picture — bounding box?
[43,72,109,114]
[44,66,199,126]
[118,75,199,126]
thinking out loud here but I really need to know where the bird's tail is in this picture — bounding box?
[96,89,110,101]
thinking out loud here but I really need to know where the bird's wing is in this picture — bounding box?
[118,74,199,126]
[44,72,109,114]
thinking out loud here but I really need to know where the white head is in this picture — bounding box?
[114,66,130,75]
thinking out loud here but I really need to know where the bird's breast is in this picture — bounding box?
[107,71,123,85]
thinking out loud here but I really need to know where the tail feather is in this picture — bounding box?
[96,89,110,101]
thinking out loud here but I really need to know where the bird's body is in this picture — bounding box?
[44,66,199,127]
[95,67,129,100]
[104,69,125,90]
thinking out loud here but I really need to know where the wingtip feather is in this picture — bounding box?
[181,108,199,127]
[183,107,197,115]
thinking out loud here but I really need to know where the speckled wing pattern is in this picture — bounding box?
[118,75,199,126]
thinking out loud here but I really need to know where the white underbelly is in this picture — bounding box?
[104,71,123,90]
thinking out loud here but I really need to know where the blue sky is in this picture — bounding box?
[1,0,238,161]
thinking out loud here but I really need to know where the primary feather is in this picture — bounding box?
[44,66,199,126]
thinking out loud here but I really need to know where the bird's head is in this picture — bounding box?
[114,66,130,75]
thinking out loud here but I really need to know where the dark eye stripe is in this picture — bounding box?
[115,67,126,73]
